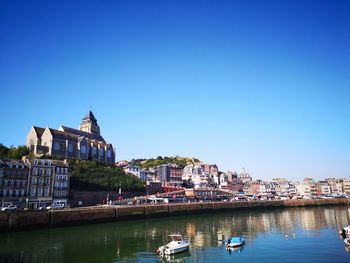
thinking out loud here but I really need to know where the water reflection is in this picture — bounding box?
[227,246,244,254]
[0,206,349,263]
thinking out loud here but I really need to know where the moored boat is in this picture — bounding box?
[156,234,190,256]
[226,236,245,248]
[340,226,350,247]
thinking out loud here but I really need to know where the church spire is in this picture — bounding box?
[80,111,100,134]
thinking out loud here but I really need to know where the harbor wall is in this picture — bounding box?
[0,198,349,231]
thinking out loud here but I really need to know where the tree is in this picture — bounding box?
[0,144,29,159]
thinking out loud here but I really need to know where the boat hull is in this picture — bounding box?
[227,241,245,248]
[345,238,350,246]
[164,244,189,255]
[157,242,190,255]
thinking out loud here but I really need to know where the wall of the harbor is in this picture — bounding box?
[0,198,349,231]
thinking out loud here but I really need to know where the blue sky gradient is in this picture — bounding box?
[1,0,349,180]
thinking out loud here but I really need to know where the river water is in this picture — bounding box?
[0,206,350,262]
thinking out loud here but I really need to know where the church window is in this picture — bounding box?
[81,145,86,154]
[107,150,111,158]
[54,142,60,150]
[92,147,97,155]
[68,143,73,153]
[99,148,104,156]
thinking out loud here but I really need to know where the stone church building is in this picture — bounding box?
[26,111,115,164]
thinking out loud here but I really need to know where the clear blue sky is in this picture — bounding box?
[1,0,349,181]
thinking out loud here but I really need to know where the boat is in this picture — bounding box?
[226,236,245,248]
[344,238,350,246]
[156,234,190,256]
[340,226,350,247]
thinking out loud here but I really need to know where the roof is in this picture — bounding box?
[0,158,28,168]
[51,160,69,167]
[33,126,45,137]
[49,128,78,142]
[60,126,106,143]
[83,111,97,122]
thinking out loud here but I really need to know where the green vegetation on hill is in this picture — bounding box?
[130,156,201,169]
[68,159,145,192]
[0,144,29,159]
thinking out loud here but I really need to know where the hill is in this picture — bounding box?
[130,156,201,169]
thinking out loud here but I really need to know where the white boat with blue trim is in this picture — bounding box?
[226,236,245,248]
[156,234,190,256]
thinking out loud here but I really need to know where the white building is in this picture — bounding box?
[124,164,141,178]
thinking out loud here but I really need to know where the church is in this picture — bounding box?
[26,111,115,164]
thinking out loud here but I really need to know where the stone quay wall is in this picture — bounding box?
[0,198,349,232]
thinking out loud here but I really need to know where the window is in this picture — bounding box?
[37,187,43,196]
[44,186,50,196]
[92,147,97,155]
[46,178,50,185]
[54,142,60,151]
[107,150,111,158]
[65,168,68,173]
[81,145,86,154]
[32,168,37,175]
[99,148,104,157]
[68,143,73,153]
[31,177,37,184]
[30,186,36,196]
[47,169,51,176]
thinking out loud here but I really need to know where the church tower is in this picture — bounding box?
[79,111,100,134]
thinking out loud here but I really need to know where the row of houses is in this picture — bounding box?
[0,157,70,209]
[120,161,350,196]
[244,177,350,197]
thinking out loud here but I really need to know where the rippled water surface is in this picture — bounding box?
[1,206,350,262]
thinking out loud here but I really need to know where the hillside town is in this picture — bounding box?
[119,161,350,199]
[1,111,350,209]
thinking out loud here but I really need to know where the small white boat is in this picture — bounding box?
[226,236,245,248]
[340,226,350,246]
[156,234,190,256]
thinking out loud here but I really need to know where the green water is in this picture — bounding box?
[1,206,350,262]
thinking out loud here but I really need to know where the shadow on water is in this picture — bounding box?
[0,206,349,262]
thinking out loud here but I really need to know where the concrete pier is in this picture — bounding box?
[0,198,349,232]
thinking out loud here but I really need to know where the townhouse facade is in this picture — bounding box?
[0,159,29,207]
